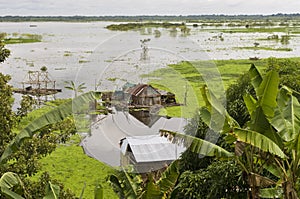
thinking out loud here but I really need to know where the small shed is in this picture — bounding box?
[156,89,176,105]
[120,135,185,173]
[125,84,161,106]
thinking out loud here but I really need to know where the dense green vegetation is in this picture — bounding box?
[110,58,300,199]
[1,33,42,44]
[236,46,292,51]
[143,58,267,118]
[106,22,187,31]
[220,27,300,33]
[144,58,300,118]
[1,13,300,22]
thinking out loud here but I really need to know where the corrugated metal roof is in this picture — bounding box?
[121,135,186,163]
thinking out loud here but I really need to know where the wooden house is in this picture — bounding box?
[124,84,161,107]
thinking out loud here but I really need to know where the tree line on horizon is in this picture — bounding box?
[1,13,300,22]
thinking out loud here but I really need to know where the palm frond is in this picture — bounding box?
[0,92,99,163]
[232,128,286,159]
[160,129,233,158]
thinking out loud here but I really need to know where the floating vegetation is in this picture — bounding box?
[257,34,280,41]
[154,30,161,38]
[221,27,297,33]
[2,33,42,44]
[64,53,72,56]
[78,60,90,64]
[106,22,187,31]
[55,68,67,70]
[26,61,34,67]
[235,46,292,51]
[107,77,117,82]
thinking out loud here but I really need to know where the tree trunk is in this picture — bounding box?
[248,175,260,199]
[283,181,299,199]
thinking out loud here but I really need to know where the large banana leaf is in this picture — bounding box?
[247,70,283,148]
[157,160,180,196]
[107,170,142,199]
[0,172,24,199]
[43,181,60,199]
[243,94,257,116]
[141,175,162,199]
[257,70,279,118]
[141,160,180,199]
[160,129,233,158]
[249,64,263,94]
[232,128,286,159]
[200,85,239,133]
[271,87,300,142]
[200,85,226,132]
[0,91,99,163]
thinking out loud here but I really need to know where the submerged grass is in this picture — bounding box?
[2,33,42,44]
[235,46,293,51]
[4,38,41,44]
[219,27,300,33]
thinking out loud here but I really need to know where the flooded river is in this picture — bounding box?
[1,21,299,168]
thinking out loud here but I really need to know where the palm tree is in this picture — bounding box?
[64,81,87,97]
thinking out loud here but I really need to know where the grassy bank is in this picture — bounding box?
[20,101,117,199]
[144,57,300,118]
[31,135,118,199]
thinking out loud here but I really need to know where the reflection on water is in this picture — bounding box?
[80,108,188,167]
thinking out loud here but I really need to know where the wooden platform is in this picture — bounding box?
[14,88,62,96]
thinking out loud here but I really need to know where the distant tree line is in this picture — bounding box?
[0,13,300,22]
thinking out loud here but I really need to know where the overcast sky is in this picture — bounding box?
[1,0,300,16]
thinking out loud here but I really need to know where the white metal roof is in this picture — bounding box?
[121,135,186,163]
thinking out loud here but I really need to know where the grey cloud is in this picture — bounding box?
[0,0,300,16]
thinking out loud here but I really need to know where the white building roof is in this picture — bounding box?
[121,135,186,163]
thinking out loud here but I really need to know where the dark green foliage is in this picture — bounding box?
[226,73,255,127]
[24,172,76,199]
[0,73,16,166]
[266,57,300,99]
[107,169,143,199]
[106,22,186,31]
[179,111,232,171]
[0,34,10,63]
[179,112,213,171]
[2,117,77,177]
[174,160,247,199]
[17,95,37,120]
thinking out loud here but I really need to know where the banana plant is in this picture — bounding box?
[107,160,181,199]
[161,64,300,198]
[0,172,24,199]
[0,172,60,199]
